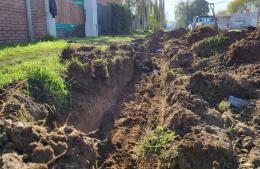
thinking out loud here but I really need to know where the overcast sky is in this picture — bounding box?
[165,0,232,21]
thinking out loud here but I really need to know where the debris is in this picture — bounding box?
[228,96,248,108]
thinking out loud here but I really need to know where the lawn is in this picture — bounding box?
[0,33,148,88]
[72,32,149,45]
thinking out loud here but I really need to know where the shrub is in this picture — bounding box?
[136,126,177,158]
[99,3,132,35]
[27,66,68,107]
[193,34,229,57]
[218,100,230,112]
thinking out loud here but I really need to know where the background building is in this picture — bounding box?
[0,0,98,44]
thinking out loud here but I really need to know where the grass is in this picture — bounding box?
[27,66,68,106]
[0,33,147,88]
[72,32,150,46]
[193,34,229,57]
[0,33,147,105]
[135,126,177,157]
[218,100,230,112]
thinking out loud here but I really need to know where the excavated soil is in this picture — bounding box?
[0,26,260,169]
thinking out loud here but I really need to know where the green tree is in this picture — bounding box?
[227,0,257,13]
[175,0,209,28]
[175,2,188,28]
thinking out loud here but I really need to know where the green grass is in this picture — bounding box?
[27,66,68,106]
[135,126,177,157]
[193,34,229,57]
[72,32,149,45]
[218,100,230,112]
[0,33,148,89]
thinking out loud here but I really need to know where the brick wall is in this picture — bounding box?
[31,0,48,40]
[0,0,48,44]
[0,1,28,43]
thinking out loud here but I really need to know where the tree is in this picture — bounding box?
[175,0,209,28]
[175,1,188,28]
[126,0,164,31]
[227,0,257,13]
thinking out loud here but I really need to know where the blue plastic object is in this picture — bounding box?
[228,96,248,108]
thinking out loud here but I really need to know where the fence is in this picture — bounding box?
[0,0,47,44]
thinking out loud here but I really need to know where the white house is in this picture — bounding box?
[217,11,258,30]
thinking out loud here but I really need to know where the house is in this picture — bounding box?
[0,0,98,44]
[217,12,258,30]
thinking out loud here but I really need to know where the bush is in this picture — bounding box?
[193,34,229,57]
[99,3,132,35]
[27,66,68,107]
[136,126,177,158]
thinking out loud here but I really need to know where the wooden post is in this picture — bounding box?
[25,0,34,42]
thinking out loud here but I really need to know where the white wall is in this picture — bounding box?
[218,12,258,30]
[45,0,56,37]
[230,12,258,28]
[84,0,98,37]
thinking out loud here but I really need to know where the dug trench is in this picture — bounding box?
[0,27,260,169]
[64,34,167,168]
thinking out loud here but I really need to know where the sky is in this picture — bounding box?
[165,0,232,21]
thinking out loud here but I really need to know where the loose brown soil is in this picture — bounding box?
[0,27,259,169]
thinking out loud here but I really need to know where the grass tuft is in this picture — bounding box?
[193,34,229,57]
[135,126,177,158]
[218,100,230,112]
[27,66,68,106]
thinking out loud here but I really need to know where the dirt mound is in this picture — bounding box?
[165,28,187,40]
[166,91,209,115]
[0,153,47,169]
[177,126,236,169]
[187,71,255,104]
[164,107,201,136]
[0,120,99,169]
[224,30,246,43]
[184,26,218,44]
[170,50,194,68]
[0,82,51,123]
[226,38,260,66]
[221,28,260,66]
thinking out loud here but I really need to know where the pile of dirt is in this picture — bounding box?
[160,26,260,169]
[177,126,236,169]
[170,50,194,68]
[187,71,256,104]
[165,28,187,40]
[0,120,99,169]
[0,82,51,124]
[225,28,260,65]
[184,26,218,44]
